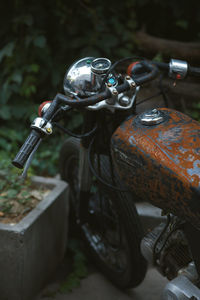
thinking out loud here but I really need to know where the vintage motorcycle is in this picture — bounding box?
[12,56,200,299]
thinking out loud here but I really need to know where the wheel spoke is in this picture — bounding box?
[60,138,147,288]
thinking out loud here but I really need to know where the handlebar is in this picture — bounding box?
[152,60,200,78]
[12,57,200,171]
[133,61,158,85]
[12,130,42,169]
[44,61,158,114]
[188,66,200,77]
[12,67,156,170]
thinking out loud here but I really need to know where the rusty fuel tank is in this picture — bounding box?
[111,108,200,229]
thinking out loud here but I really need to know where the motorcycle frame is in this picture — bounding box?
[77,109,200,281]
[66,85,200,290]
[76,108,132,224]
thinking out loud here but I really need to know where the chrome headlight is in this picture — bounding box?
[63,57,112,97]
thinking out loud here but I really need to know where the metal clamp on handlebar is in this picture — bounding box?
[124,76,136,89]
[31,117,53,135]
[106,84,118,105]
[169,59,188,80]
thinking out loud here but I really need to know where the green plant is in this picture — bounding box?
[0,158,46,221]
[186,101,200,122]
[1,0,200,177]
[59,239,88,293]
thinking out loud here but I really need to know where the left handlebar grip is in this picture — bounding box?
[12,130,41,169]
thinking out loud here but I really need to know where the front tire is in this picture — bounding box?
[59,137,147,289]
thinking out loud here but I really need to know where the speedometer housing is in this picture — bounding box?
[63,57,112,98]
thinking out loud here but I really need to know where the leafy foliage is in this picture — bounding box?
[0,158,31,214]
[59,239,88,293]
[0,1,200,175]
[135,0,200,42]
[187,102,200,122]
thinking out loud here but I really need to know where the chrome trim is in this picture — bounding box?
[63,57,113,98]
[118,95,130,107]
[162,275,200,300]
[139,109,165,125]
[40,102,51,116]
[91,58,111,74]
[125,76,136,88]
[31,117,53,135]
[87,86,140,112]
[169,59,188,79]
[63,57,96,97]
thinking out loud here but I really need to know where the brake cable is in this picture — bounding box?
[53,122,98,138]
[88,135,128,192]
[100,56,146,90]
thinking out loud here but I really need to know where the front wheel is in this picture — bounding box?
[59,137,147,289]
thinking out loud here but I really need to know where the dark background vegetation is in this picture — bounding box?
[0,0,200,175]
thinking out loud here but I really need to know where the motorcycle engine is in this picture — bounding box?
[141,218,192,280]
[141,218,200,299]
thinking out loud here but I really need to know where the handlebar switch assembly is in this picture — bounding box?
[169,59,188,80]
[31,117,53,135]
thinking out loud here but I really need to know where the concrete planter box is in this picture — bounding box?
[0,176,69,300]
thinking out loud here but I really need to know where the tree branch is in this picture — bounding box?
[135,30,200,61]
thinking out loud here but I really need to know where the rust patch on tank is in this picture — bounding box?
[111,108,200,229]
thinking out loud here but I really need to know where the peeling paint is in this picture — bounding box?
[111,108,200,229]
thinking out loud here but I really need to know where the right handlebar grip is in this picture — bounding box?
[12,130,41,169]
[188,66,200,77]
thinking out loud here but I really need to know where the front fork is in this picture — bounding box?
[77,142,92,225]
[78,143,92,192]
[76,110,112,225]
[77,110,96,224]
